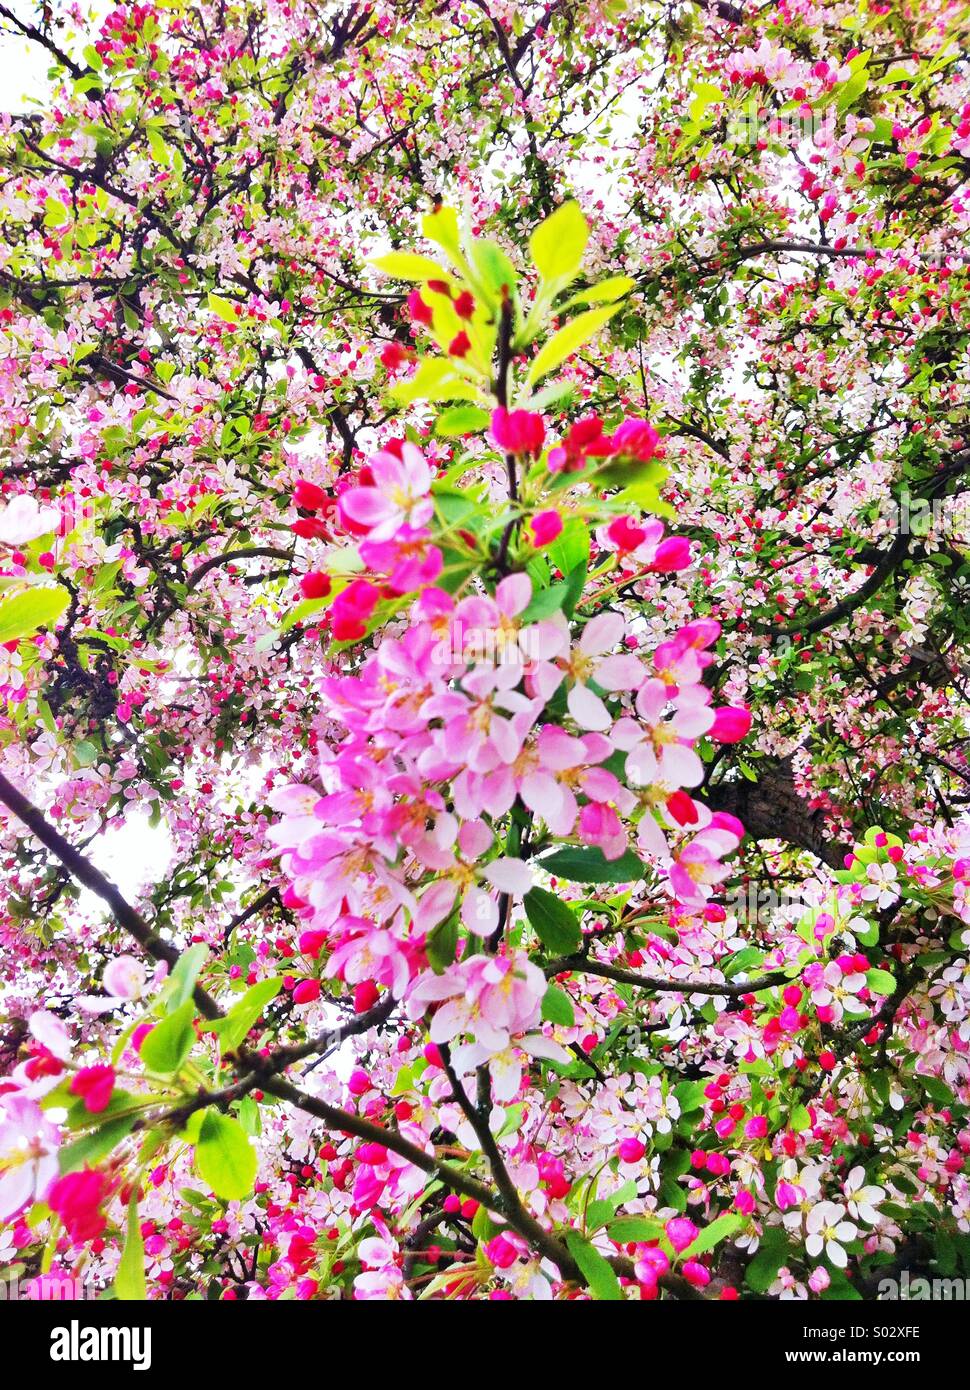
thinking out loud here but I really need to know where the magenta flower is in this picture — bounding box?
[491,407,546,456]
[611,417,660,461]
[330,578,380,641]
[529,510,563,547]
[709,706,752,742]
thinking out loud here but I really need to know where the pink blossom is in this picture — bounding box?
[338,443,433,540]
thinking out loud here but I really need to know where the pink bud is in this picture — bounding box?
[530,510,563,547]
[650,536,691,572]
[709,706,752,743]
[485,1235,519,1269]
[665,1217,698,1253]
[292,979,320,1005]
[683,1259,711,1288]
[491,407,545,457]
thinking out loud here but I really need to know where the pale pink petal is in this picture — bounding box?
[415,880,458,932]
[579,611,625,656]
[658,743,704,788]
[496,572,532,618]
[103,955,147,1001]
[29,1011,71,1059]
[594,654,645,691]
[458,819,494,859]
[520,771,564,820]
[0,1164,33,1223]
[462,888,499,937]
[483,857,533,894]
[567,682,612,731]
[521,1034,572,1064]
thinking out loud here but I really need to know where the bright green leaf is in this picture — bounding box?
[537,845,645,885]
[529,201,589,285]
[564,1231,623,1300]
[195,1109,257,1201]
[527,305,619,386]
[541,983,575,1026]
[369,251,448,282]
[0,587,70,644]
[139,999,196,1075]
[208,977,282,1053]
[115,1193,146,1300]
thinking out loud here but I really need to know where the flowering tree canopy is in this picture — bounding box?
[1,0,970,1304]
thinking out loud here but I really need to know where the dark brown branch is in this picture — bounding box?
[0,770,221,1020]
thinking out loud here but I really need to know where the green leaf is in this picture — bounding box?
[537,845,645,885]
[689,81,723,122]
[865,968,896,997]
[526,305,619,386]
[207,292,240,325]
[546,518,590,577]
[608,1214,663,1243]
[541,983,575,1026]
[468,239,518,304]
[682,1212,743,1258]
[673,1079,706,1113]
[58,1115,136,1175]
[821,1267,862,1300]
[115,1193,146,1300]
[164,943,209,1011]
[427,912,460,972]
[529,201,589,285]
[745,1228,788,1293]
[208,978,282,1053]
[562,275,635,310]
[0,587,70,644]
[723,946,766,979]
[837,65,870,115]
[44,196,69,228]
[146,124,170,167]
[434,405,490,437]
[237,1095,262,1137]
[195,1110,257,1201]
[920,1074,955,1106]
[520,583,570,622]
[369,251,448,282]
[855,916,880,947]
[391,356,482,406]
[139,999,196,1075]
[421,205,466,272]
[564,1231,623,1300]
[523,887,582,954]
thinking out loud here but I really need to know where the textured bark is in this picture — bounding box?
[703,758,849,869]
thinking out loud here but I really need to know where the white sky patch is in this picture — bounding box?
[0,0,109,112]
[85,811,175,905]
